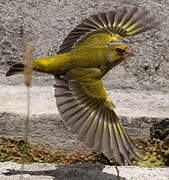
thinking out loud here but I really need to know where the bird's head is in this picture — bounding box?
[108,42,134,60]
[105,43,134,70]
[115,45,134,60]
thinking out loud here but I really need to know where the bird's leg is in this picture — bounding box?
[115,166,120,180]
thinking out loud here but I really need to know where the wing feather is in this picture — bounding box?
[84,110,101,148]
[101,109,112,156]
[68,108,91,130]
[58,6,158,54]
[92,109,105,152]
[54,74,143,165]
[107,111,124,164]
[107,10,116,29]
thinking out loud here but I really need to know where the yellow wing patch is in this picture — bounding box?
[58,6,158,54]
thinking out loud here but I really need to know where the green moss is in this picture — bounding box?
[0,136,168,167]
[134,138,169,167]
[0,137,97,164]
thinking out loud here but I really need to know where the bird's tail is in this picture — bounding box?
[5,61,25,76]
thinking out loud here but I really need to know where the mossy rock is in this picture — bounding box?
[0,136,168,167]
[150,119,169,140]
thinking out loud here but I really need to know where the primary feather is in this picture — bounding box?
[54,70,142,165]
[58,6,158,54]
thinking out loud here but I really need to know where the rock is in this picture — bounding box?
[150,120,169,140]
[0,0,169,90]
[0,85,169,154]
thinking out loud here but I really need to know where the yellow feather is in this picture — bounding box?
[126,22,138,32]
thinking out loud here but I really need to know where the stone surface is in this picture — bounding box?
[0,162,168,180]
[0,85,169,154]
[0,0,169,90]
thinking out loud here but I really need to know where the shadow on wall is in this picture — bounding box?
[3,163,126,180]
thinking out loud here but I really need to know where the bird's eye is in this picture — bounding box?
[116,48,125,55]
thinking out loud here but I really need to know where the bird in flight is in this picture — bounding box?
[6,6,158,165]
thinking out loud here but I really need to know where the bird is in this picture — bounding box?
[5,6,158,165]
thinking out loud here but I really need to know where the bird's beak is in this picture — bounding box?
[123,48,134,59]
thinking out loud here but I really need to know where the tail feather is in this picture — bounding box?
[6,61,25,76]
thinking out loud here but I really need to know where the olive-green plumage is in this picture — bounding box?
[32,45,128,75]
[6,6,158,165]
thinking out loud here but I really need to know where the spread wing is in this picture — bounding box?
[54,68,143,165]
[58,6,158,54]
